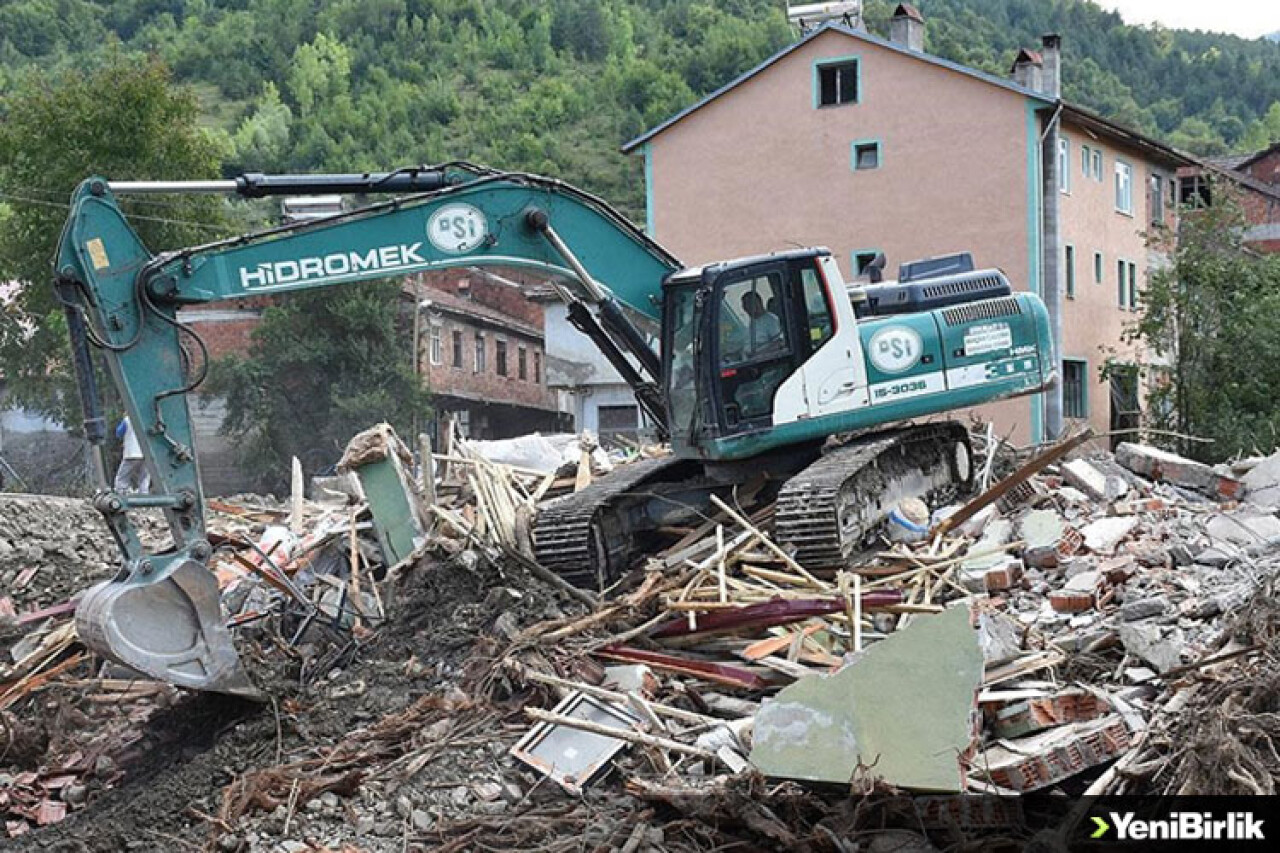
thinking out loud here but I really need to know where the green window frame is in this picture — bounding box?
[813,55,861,108]
[850,139,881,171]
[1063,358,1089,419]
[1065,244,1076,299]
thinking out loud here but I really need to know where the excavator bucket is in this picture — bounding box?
[76,558,261,700]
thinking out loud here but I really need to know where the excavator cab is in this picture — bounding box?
[662,250,839,454]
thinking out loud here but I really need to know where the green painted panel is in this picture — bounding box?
[353,457,420,566]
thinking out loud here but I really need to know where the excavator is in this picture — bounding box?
[52,163,1055,698]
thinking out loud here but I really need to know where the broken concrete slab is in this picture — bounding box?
[989,688,1111,739]
[1062,459,1108,500]
[1116,443,1242,500]
[750,605,981,792]
[961,518,1014,573]
[1242,451,1280,509]
[1019,509,1065,549]
[1119,621,1184,673]
[1204,508,1280,548]
[1080,516,1138,554]
[977,610,1024,665]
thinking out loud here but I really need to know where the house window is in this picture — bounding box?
[851,141,880,171]
[518,346,528,380]
[1127,261,1138,309]
[1148,172,1165,224]
[1058,138,1070,193]
[1094,251,1103,284]
[1063,359,1088,419]
[495,339,508,376]
[429,324,442,366]
[1117,259,1126,307]
[1065,245,1076,299]
[816,58,859,107]
[1115,160,1133,214]
[1081,145,1090,178]
[474,332,486,373]
[853,250,880,277]
[533,351,542,384]
[598,404,639,436]
[1092,149,1102,181]
[452,330,463,368]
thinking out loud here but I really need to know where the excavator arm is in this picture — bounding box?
[53,165,681,696]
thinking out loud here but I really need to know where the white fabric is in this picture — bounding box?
[121,417,143,459]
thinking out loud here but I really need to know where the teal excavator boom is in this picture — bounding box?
[54,164,1055,697]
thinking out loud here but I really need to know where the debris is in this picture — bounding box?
[1061,458,1108,500]
[1116,442,1242,500]
[973,715,1131,791]
[338,423,431,565]
[1119,621,1185,673]
[1080,516,1138,554]
[511,690,643,792]
[750,605,982,791]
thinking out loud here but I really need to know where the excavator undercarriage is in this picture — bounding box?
[532,422,973,589]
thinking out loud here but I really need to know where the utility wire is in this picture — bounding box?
[0,189,235,233]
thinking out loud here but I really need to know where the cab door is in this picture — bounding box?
[712,264,798,432]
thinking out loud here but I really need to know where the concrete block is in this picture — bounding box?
[1205,508,1280,547]
[1116,442,1241,500]
[1120,596,1170,622]
[1020,509,1065,549]
[1062,459,1107,500]
[1119,621,1184,673]
[1080,517,1138,554]
[1242,451,1280,508]
[751,605,982,792]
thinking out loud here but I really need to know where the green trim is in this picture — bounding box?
[850,139,882,171]
[643,143,655,237]
[1025,99,1045,443]
[851,248,880,276]
[1063,356,1089,418]
[812,53,862,109]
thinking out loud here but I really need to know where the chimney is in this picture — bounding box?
[1010,48,1043,92]
[1040,33,1061,99]
[889,3,924,52]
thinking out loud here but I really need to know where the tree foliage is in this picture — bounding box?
[0,56,228,425]
[207,281,431,493]
[1120,186,1280,461]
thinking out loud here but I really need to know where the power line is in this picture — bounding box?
[0,189,230,233]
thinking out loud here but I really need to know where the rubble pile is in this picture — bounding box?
[4,425,1280,849]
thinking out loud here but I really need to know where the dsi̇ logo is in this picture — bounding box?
[427,203,487,254]
[868,326,923,374]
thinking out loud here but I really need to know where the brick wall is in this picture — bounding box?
[418,313,554,411]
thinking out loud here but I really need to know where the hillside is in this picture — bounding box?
[1,0,1279,218]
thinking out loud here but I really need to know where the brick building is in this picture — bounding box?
[408,270,562,442]
[1182,142,1280,253]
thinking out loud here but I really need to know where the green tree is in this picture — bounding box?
[1121,184,1280,461]
[207,280,431,493]
[0,55,228,426]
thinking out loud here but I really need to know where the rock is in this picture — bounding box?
[394,795,413,819]
[450,786,470,807]
[1062,459,1108,500]
[978,610,1023,665]
[411,809,433,832]
[217,834,242,852]
[320,792,340,809]
[62,783,87,806]
[1119,621,1184,673]
[276,842,309,853]
[354,815,375,835]
[1020,509,1065,549]
[1023,545,1059,569]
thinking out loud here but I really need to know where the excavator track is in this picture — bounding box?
[774,422,973,570]
[533,456,692,590]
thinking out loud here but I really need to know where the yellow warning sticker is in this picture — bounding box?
[86,238,109,270]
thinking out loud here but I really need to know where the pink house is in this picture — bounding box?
[624,5,1192,444]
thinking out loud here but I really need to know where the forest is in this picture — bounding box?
[2,0,1280,220]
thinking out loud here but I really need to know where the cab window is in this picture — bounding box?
[800,266,835,351]
[719,272,787,366]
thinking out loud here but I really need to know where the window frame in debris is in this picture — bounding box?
[814,56,860,108]
[851,140,880,171]
[1062,358,1088,419]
